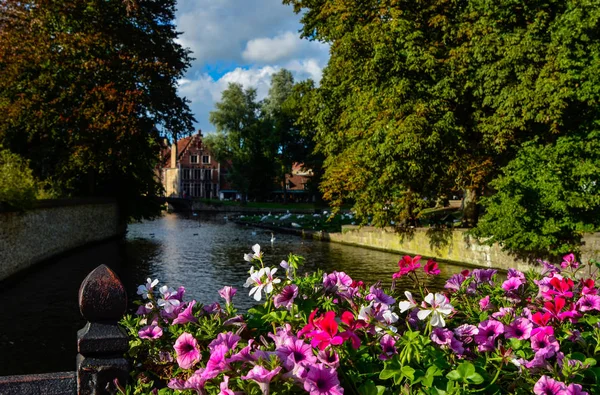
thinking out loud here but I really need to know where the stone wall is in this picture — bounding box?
[0,199,121,281]
[327,226,600,271]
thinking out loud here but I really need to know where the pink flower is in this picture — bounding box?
[138,324,163,340]
[174,332,201,369]
[424,259,440,275]
[479,295,491,311]
[379,334,397,360]
[303,364,344,395]
[317,348,340,368]
[302,311,344,350]
[172,300,198,325]
[576,294,600,312]
[502,277,524,292]
[533,375,567,395]
[274,285,299,310]
[203,344,230,380]
[561,253,579,269]
[392,255,422,278]
[276,338,317,370]
[566,383,589,395]
[219,375,235,395]
[209,332,241,352]
[241,365,281,395]
[504,318,533,340]
[218,286,237,306]
[474,320,503,352]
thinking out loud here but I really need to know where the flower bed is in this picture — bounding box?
[121,246,600,394]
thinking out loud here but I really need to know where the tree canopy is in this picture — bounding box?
[0,0,195,220]
[284,0,600,254]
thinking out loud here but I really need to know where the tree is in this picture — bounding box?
[284,0,600,235]
[0,0,195,220]
[263,69,314,203]
[207,83,276,201]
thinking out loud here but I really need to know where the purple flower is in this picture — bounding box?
[173,300,198,325]
[576,295,600,312]
[323,271,353,294]
[507,268,525,280]
[268,324,294,348]
[533,375,567,395]
[185,368,208,393]
[454,324,478,344]
[566,383,589,395]
[276,338,317,370]
[531,328,560,353]
[241,365,282,395]
[444,273,466,292]
[209,332,240,352]
[274,284,299,310]
[138,324,163,340]
[474,320,504,352]
[505,318,533,340]
[219,375,235,395]
[539,259,561,276]
[479,295,491,311]
[303,364,344,395]
[491,307,514,319]
[204,344,230,380]
[203,302,222,314]
[431,328,453,346]
[366,286,395,306]
[218,286,237,306]
[472,269,497,284]
[379,334,397,360]
[502,277,524,292]
[174,333,201,369]
[317,348,340,368]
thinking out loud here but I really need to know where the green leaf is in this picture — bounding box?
[358,380,385,395]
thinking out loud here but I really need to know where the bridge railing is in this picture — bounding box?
[0,265,129,395]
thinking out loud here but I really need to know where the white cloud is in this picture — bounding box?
[242,32,300,63]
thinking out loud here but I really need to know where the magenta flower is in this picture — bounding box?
[561,253,579,269]
[209,332,241,352]
[502,277,524,292]
[479,295,491,311]
[303,364,344,395]
[218,286,237,306]
[323,271,353,296]
[454,324,478,344]
[173,300,198,325]
[317,348,340,368]
[533,376,567,395]
[505,318,533,340]
[444,273,467,292]
[138,324,163,340]
[366,286,395,306]
[241,365,282,395]
[566,383,589,395]
[301,311,344,350]
[576,294,600,312]
[474,320,504,352]
[276,338,317,370]
[219,375,235,395]
[507,268,525,280]
[392,255,422,278]
[174,332,201,369]
[274,284,299,310]
[431,328,453,346]
[185,368,208,393]
[379,334,397,360]
[531,328,560,353]
[203,344,230,380]
[424,259,441,275]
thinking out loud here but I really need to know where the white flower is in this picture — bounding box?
[157,285,181,314]
[358,304,374,322]
[243,266,281,301]
[137,278,159,299]
[398,291,418,313]
[416,293,453,328]
[379,309,399,325]
[244,244,263,262]
[244,253,254,262]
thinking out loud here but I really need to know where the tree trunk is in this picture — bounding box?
[463,187,479,227]
[282,176,288,204]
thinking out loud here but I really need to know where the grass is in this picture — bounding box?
[236,211,358,233]
[197,198,332,210]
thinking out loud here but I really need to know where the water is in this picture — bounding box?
[0,212,468,375]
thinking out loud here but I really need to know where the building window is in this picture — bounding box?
[193,169,202,180]
[203,169,212,181]
[190,155,198,164]
[202,155,210,164]
[192,183,202,197]
[182,168,191,180]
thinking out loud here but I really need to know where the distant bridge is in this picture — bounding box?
[156,196,193,211]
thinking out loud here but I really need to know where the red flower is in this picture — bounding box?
[424,259,441,276]
[392,255,422,278]
[339,311,368,349]
[300,310,344,350]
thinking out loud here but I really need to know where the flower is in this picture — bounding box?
[398,291,417,313]
[479,295,491,311]
[301,310,344,350]
[174,332,201,369]
[576,294,600,312]
[561,253,579,269]
[172,300,198,325]
[317,348,340,368]
[137,278,159,299]
[424,259,440,275]
[138,324,163,340]
[218,286,237,306]
[276,337,317,370]
[379,334,397,360]
[244,244,263,262]
[157,285,181,314]
[365,286,395,306]
[274,284,299,310]
[504,318,533,340]
[209,332,241,351]
[444,273,467,292]
[416,293,453,328]
[566,383,589,395]
[303,364,344,395]
[533,375,567,395]
[474,320,504,352]
[219,375,235,395]
[323,271,353,293]
[241,365,281,395]
[392,255,422,278]
[244,267,281,302]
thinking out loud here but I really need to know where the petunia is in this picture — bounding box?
[379,334,397,360]
[424,259,441,275]
[209,332,241,351]
[276,337,317,370]
[303,364,344,395]
[174,332,201,369]
[323,271,353,296]
[431,328,453,346]
[444,273,467,292]
[241,365,281,395]
[219,375,235,395]
[218,286,237,306]
[317,348,340,368]
[474,320,503,352]
[172,300,198,325]
[416,293,453,328]
[533,375,567,395]
[274,284,299,310]
[138,324,163,340]
[504,318,533,340]
[479,295,491,311]
[502,277,524,293]
[576,294,600,312]
[566,383,589,395]
[366,286,395,306]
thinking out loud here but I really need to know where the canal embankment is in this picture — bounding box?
[0,198,123,282]
[239,222,600,272]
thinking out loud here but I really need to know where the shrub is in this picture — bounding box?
[121,247,600,394]
[0,149,38,210]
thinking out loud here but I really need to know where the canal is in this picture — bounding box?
[0,212,468,376]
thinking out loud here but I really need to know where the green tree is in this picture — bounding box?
[0,0,195,220]
[0,149,38,210]
[207,83,276,201]
[284,0,600,235]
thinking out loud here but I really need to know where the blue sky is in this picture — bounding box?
[173,0,330,134]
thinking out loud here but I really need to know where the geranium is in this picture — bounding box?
[561,253,579,269]
[137,278,159,299]
[424,259,440,275]
[398,291,417,313]
[244,266,281,301]
[416,293,453,328]
[157,285,181,314]
[301,311,344,350]
[244,243,263,262]
[392,255,422,278]
[174,332,201,369]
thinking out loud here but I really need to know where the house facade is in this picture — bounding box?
[161,131,220,199]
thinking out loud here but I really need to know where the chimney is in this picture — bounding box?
[197,129,202,137]
[170,141,177,168]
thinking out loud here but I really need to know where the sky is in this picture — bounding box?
[173,0,330,135]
